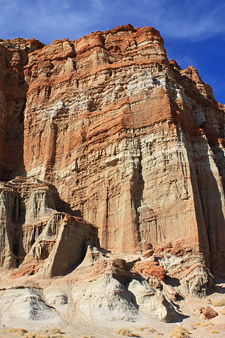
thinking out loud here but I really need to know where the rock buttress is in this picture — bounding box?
[0,25,224,277]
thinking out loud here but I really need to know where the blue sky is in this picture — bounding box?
[0,0,224,103]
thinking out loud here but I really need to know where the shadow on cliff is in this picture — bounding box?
[177,120,225,278]
[130,137,145,244]
[194,140,225,277]
[208,277,225,295]
[169,71,225,278]
[1,99,26,181]
[0,46,31,181]
[52,185,82,217]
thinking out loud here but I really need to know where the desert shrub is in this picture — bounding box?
[191,321,213,330]
[3,328,68,338]
[3,328,28,336]
[137,327,148,331]
[50,329,65,334]
[168,326,190,338]
[212,299,225,307]
[149,328,157,333]
[24,332,38,338]
[114,328,140,337]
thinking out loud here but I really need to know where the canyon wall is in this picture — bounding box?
[0,24,224,277]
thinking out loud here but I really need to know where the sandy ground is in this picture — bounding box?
[0,268,224,338]
[0,281,225,338]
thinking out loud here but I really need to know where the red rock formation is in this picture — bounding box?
[0,38,44,179]
[202,306,218,319]
[133,260,166,281]
[0,24,224,280]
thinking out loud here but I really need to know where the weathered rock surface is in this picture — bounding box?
[0,177,55,269]
[202,305,218,319]
[0,177,98,275]
[0,287,61,329]
[0,23,225,328]
[1,24,222,273]
[72,272,178,324]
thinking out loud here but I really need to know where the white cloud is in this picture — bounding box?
[161,4,225,40]
[0,0,224,43]
[0,0,102,42]
[127,0,225,41]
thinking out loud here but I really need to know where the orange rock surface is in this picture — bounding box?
[203,306,218,319]
[133,260,166,281]
[0,24,224,279]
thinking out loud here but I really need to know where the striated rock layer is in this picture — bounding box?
[0,24,225,283]
[0,176,98,277]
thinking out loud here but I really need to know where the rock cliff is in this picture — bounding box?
[0,23,225,329]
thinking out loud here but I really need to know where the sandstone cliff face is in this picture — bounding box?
[0,177,55,269]
[0,24,224,280]
[0,38,44,179]
[0,177,98,275]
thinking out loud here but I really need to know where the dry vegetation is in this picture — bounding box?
[212,298,225,307]
[191,321,214,330]
[2,328,69,338]
[168,327,190,338]
[137,327,148,332]
[148,328,157,334]
[136,327,163,336]
[221,306,225,315]
[3,328,28,336]
[114,328,140,337]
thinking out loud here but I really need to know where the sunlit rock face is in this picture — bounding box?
[0,177,98,275]
[0,24,224,278]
